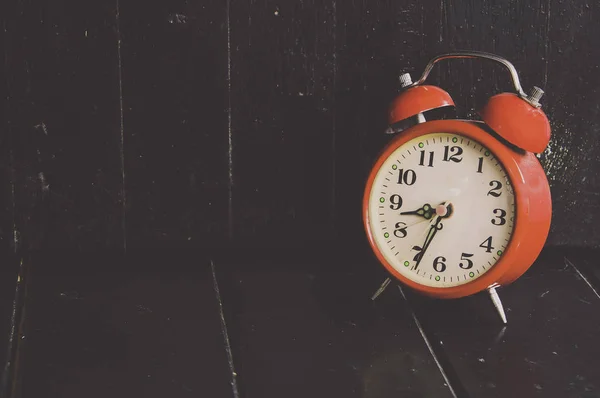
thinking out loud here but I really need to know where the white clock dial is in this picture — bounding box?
[368,132,515,288]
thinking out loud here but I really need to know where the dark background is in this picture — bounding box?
[2,0,600,255]
[1,1,600,397]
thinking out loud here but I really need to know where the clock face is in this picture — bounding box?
[367,132,516,288]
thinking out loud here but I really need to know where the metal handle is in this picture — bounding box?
[408,51,529,99]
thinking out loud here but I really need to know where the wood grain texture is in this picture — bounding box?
[539,0,600,247]
[2,0,600,252]
[217,260,454,398]
[334,1,443,248]
[229,0,337,245]
[4,0,124,251]
[0,254,20,397]
[16,255,233,398]
[404,248,600,397]
[120,0,229,249]
[1,14,14,253]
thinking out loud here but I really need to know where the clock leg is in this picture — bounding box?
[371,277,392,300]
[488,285,508,324]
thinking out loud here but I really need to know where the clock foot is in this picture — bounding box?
[371,278,392,300]
[488,285,507,324]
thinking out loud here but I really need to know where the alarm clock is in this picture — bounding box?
[363,52,552,323]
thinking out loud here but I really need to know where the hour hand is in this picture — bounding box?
[400,203,434,219]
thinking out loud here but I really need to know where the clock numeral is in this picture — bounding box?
[412,245,423,263]
[491,209,507,226]
[488,180,503,197]
[397,169,417,185]
[479,236,495,253]
[393,222,408,238]
[443,145,463,163]
[433,256,447,272]
[389,194,403,210]
[419,151,434,167]
[459,253,474,269]
[477,157,484,173]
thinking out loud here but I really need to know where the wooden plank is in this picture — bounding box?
[0,14,14,253]
[17,254,233,398]
[334,1,443,248]
[0,20,22,394]
[229,0,336,245]
[404,248,600,397]
[540,0,600,247]
[0,255,20,396]
[120,0,229,249]
[564,248,600,299]
[4,0,125,250]
[217,260,454,398]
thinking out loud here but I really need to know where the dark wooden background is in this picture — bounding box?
[2,0,600,257]
[2,2,600,397]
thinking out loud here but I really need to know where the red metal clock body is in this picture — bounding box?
[363,52,552,311]
[364,119,551,299]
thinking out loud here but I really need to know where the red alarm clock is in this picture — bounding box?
[363,52,552,323]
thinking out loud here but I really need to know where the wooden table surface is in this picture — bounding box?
[0,247,596,398]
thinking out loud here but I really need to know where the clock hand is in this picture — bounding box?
[403,217,433,229]
[414,216,442,269]
[373,215,440,300]
[400,203,435,219]
[413,202,451,269]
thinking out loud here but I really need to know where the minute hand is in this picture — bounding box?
[414,216,444,269]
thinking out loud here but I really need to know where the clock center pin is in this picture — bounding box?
[435,204,448,217]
